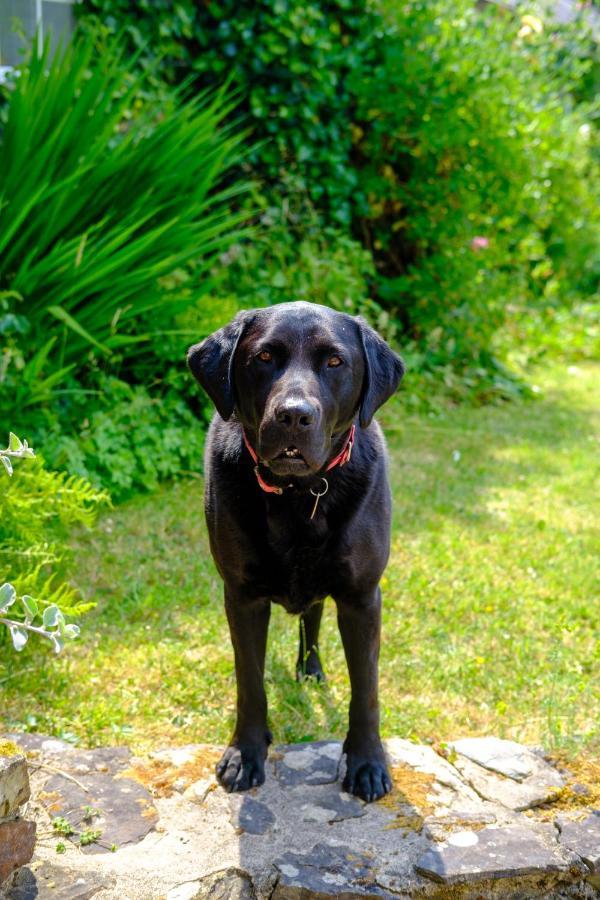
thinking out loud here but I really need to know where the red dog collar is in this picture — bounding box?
[242,425,355,496]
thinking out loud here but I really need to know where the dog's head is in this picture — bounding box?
[188,301,404,477]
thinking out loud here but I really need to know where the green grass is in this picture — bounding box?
[1,361,598,757]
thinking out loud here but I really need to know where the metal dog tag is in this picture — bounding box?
[309,477,329,520]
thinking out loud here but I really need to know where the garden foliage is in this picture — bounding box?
[351,1,599,394]
[79,0,599,404]
[0,434,107,655]
[0,31,248,494]
[0,2,597,498]
[78,0,368,226]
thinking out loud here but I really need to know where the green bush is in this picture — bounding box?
[349,1,599,394]
[0,30,248,426]
[40,378,205,499]
[78,0,369,226]
[207,196,393,330]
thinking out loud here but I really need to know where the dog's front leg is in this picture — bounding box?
[335,586,392,802]
[216,590,272,792]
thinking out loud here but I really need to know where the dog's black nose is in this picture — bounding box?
[275,399,316,429]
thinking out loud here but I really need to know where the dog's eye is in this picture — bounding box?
[327,355,343,368]
[257,350,273,363]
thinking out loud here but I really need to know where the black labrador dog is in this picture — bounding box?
[187,301,404,802]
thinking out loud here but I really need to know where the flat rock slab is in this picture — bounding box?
[166,867,257,900]
[274,844,388,899]
[39,772,157,854]
[557,812,600,873]
[6,863,115,900]
[230,797,275,835]
[4,733,597,899]
[450,737,546,781]
[450,747,564,812]
[4,735,132,780]
[385,738,482,814]
[415,824,580,885]
[273,742,341,787]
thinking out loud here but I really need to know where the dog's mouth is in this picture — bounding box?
[267,445,310,473]
[277,445,305,461]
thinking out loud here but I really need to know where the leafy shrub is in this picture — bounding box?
[349,1,599,394]
[174,193,397,343]
[0,434,107,656]
[0,30,248,425]
[40,379,205,499]
[78,0,369,226]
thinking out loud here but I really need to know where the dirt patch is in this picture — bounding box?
[120,748,221,798]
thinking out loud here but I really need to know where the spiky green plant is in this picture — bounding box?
[0,31,248,414]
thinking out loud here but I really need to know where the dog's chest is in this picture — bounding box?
[262,504,336,613]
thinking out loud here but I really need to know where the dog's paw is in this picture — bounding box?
[343,753,392,803]
[216,742,268,793]
[295,649,325,683]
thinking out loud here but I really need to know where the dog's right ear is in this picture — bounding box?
[187,310,254,421]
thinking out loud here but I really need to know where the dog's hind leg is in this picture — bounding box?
[296,599,325,682]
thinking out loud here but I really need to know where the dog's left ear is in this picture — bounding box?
[187,310,255,421]
[356,317,405,429]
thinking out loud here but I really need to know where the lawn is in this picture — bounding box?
[2,361,598,758]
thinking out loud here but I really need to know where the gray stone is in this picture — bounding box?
[167,883,205,900]
[3,734,72,757]
[3,736,131,779]
[231,797,275,835]
[0,752,30,820]
[451,751,564,811]
[150,745,209,768]
[450,737,553,781]
[57,747,131,777]
[557,812,600,873]
[39,772,157,853]
[415,824,577,884]
[423,809,497,841]
[298,787,365,824]
[10,734,599,899]
[184,777,216,805]
[167,868,256,899]
[384,737,482,813]
[4,863,115,899]
[273,741,341,787]
[273,844,389,899]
